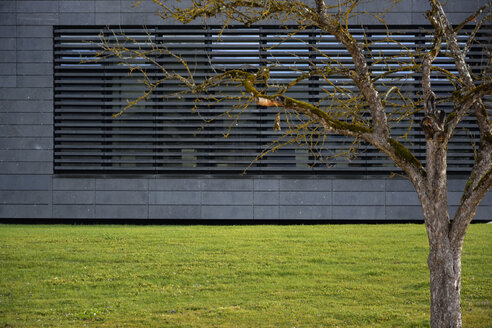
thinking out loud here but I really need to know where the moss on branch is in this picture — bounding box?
[459,82,492,105]
[282,97,373,134]
[387,138,423,170]
[224,69,373,136]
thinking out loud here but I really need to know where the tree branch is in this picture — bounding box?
[463,12,491,56]
[456,82,492,109]
[422,6,443,117]
[220,69,374,138]
[315,0,329,23]
[453,1,492,33]
[151,0,319,26]
[445,83,492,140]
[314,19,390,139]
[209,69,426,182]
[451,159,492,248]
[429,0,492,138]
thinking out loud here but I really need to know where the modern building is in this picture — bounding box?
[0,0,490,222]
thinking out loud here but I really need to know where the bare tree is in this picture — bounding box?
[97,0,492,327]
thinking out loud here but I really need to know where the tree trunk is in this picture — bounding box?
[414,123,465,327]
[420,189,463,328]
[428,237,463,328]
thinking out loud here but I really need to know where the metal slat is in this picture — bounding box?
[54,25,487,174]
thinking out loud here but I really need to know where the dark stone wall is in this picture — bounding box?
[0,0,490,221]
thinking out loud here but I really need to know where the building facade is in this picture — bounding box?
[0,0,490,221]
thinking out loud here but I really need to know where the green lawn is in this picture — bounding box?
[0,224,490,327]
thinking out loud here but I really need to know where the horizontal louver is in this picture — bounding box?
[54,25,489,174]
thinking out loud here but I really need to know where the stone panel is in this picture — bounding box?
[0,100,52,112]
[0,76,16,87]
[0,174,52,190]
[202,191,253,205]
[149,205,201,219]
[0,113,52,125]
[53,205,95,219]
[96,1,121,13]
[0,125,53,137]
[0,204,51,218]
[0,162,53,174]
[96,13,121,25]
[0,38,15,50]
[253,191,278,205]
[1,136,50,150]
[279,206,331,220]
[0,14,16,25]
[16,75,53,87]
[95,190,148,205]
[333,179,385,191]
[332,206,385,220]
[447,180,467,192]
[17,63,53,75]
[0,51,16,62]
[0,64,15,75]
[53,190,94,205]
[0,150,52,162]
[279,179,332,191]
[121,0,159,12]
[95,205,148,219]
[16,26,52,38]
[16,1,59,13]
[0,88,51,100]
[254,206,279,220]
[386,191,420,206]
[60,1,95,13]
[0,190,51,204]
[201,205,253,220]
[59,13,95,25]
[333,192,385,206]
[149,178,201,191]
[280,191,331,205]
[149,191,200,205]
[54,178,95,191]
[0,1,16,12]
[475,206,491,220]
[253,178,279,191]
[385,179,415,191]
[202,179,253,191]
[386,206,424,220]
[359,0,412,12]
[17,14,59,26]
[120,12,162,25]
[96,178,148,191]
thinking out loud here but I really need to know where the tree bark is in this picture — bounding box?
[428,241,463,328]
[420,192,464,328]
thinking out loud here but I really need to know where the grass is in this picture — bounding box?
[0,224,490,327]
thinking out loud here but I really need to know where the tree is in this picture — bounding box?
[97,0,492,326]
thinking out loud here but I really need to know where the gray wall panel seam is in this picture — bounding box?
[147,178,149,219]
[147,178,150,219]
[278,178,281,219]
[253,180,256,220]
[200,178,203,219]
[384,180,387,220]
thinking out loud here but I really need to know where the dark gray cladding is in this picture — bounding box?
[0,0,490,221]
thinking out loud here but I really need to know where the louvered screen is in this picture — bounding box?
[54,25,488,174]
